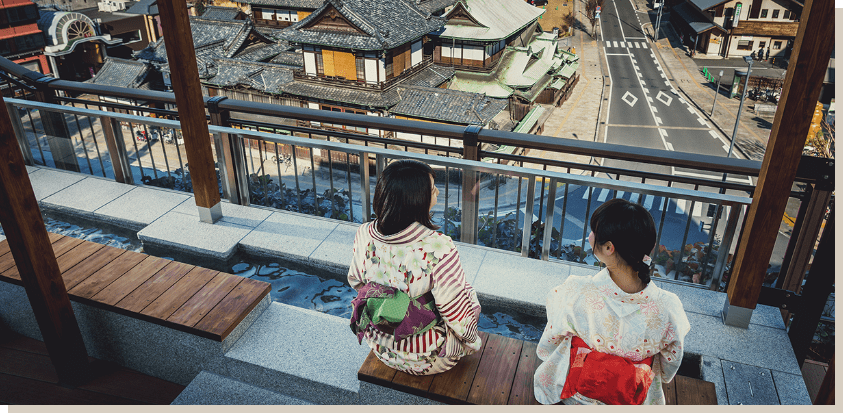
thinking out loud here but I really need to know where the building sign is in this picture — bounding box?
[733,3,742,26]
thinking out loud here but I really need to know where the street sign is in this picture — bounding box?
[596,6,601,12]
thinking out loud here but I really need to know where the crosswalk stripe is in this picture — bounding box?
[597,188,610,202]
[659,197,666,210]
[709,130,720,139]
[613,41,619,48]
[583,187,592,200]
[643,195,654,209]
[616,191,625,199]
[620,41,626,47]
[693,202,702,217]
[629,193,639,203]
[634,42,640,48]
[675,199,686,214]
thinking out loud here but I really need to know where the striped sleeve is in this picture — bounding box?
[430,247,482,357]
[347,224,368,291]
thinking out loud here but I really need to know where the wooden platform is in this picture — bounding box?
[0,233,271,342]
[358,331,718,405]
[0,329,185,404]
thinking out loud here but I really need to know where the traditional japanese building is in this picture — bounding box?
[37,9,121,81]
[671,0,802,58]
[433,0,544,71]
[243,0,321,28]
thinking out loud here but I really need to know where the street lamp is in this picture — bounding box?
[654,2,664,41]
[726,56,754,161]
[711,70,724,116]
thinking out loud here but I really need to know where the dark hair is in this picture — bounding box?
[373,159,439,236]
[589,198,657,286]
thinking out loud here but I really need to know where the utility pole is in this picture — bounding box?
[654,2,664,41]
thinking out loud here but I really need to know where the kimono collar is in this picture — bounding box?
[593,268,660,317]
[368,221,434,244]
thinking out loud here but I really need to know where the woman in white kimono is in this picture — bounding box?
[534,198,691,405]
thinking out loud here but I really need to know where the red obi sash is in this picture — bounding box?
[560,336,655,405]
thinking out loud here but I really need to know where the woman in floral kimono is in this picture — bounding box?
[534,198,691,405]
[348,160,482,375]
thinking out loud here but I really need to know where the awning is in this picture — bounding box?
[673,3,725,35]
[513,105,545,134]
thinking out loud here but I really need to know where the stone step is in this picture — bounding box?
[203,301,439,405]
[172,371,309,405]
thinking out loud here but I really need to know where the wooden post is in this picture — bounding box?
[814,355,834,405]
[722,0,834,327]
[0,94,90,384]
[157,0,222,223]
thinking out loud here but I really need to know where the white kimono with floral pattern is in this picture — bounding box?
[348,221,482,375]
[533,269,691,405]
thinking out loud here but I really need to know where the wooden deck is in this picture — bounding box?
[359,331,717,405]
[0,233,271,341]
[801,359,829,403]
[0,329,185,404]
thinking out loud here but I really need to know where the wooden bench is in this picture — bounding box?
[0,233,270,342]
[358,331,718,405]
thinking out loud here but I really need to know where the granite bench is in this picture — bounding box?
[358,331,718,405]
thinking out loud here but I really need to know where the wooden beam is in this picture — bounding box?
[156,0,222,221]
[726,0,834,310]
[814,355,834,405]
[0,94,90,384]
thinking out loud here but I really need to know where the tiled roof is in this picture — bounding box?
[390,85,507,125]
[244,0,324,8]
[417,0,458,15]
[86,57,149,88]
[200,6,243,21]
[398,64,455,88]
[281,0,446,51]
[438,0,545,41]
[280,80,400,108]
[204,58,294,93]
[270,51,304,68]
[125,0,158,15]
[688,0,730,11]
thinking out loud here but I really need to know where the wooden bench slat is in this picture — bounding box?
[68,250,148,300]
[426,331,490,404]
[167,273,244,327]
[115,260,195,313]
[1,236,89,280]
[663,376,678,405]
[140,266,218,320]
[61,246,127,291]
[467,332,523,405]
[507,340,542,405]
[55,241,105,274]
[92,256,174,306]
[0,239,11,256]
[358,351,398,388]
[193,278,272,341]
[391,368,436,396]
[674,375,717,405]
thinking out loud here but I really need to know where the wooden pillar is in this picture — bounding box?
[722,0,834,327]
[0,94,90,384]
[157,0,222,223]
[814,355,835,405]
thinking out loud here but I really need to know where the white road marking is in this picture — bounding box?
[697,117,706,125]
[672,168,755,185]
[665,142,674,150]
[723,144,731,152]
[692,202,702,217]
[630,193,640,203]
[597,188,610,202]
[622,91,638,107]
[664,80,670,86]
[583,187,591,199]
[652,106,658,112]
[659,197,666,210]
[658,129,667,137]
[606,53,631,56]
[616,191,625,199]
[644,195,654,209]
[675,199,686,214]
[687,107,695,113]
[655,116,663,124]
[656,91,673,106]
[647,97,654,102]
[660,72,666,78]
[709,130,720,139]
[613,41,619,48]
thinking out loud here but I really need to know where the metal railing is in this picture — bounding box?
[6,97,753,291]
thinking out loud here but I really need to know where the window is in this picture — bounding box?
[355,56,365,81]
[759,41,766,49]
[737,40,754,50]
[760,9,768,18]
[783,10,791,19]
[772,10,780,19]
[315,53,324,76]
[116,30,142,44]
[773,41,782,50]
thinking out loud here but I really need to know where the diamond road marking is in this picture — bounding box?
[653,106,658,112]
[656,91,673,106]
[709,130,720,139]
[622,91,638,107]
[644,195,654,209]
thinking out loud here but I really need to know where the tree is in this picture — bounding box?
[562,12,575,35]
[804,109,835,158]
[585,0,605,38]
